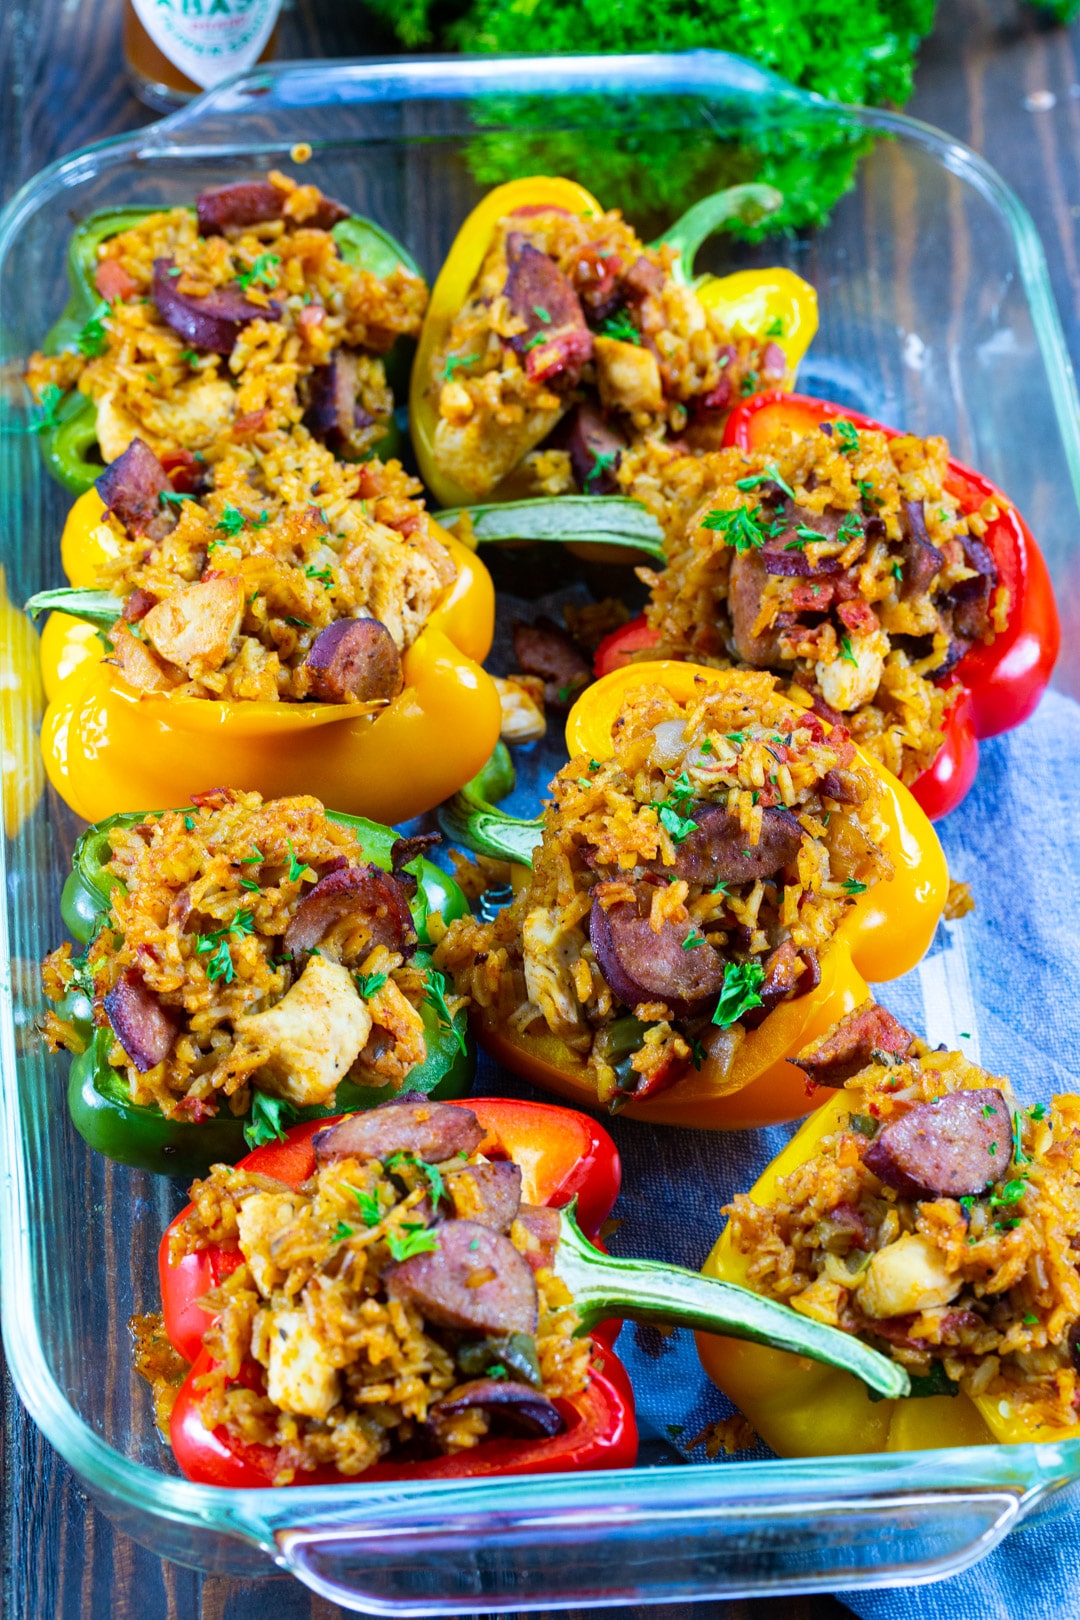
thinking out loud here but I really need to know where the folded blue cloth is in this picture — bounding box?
[439,585,1080,1618]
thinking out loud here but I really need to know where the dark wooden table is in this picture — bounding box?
[2,0,1078,1614]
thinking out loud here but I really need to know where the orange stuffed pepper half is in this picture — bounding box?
[434,661,948,1130]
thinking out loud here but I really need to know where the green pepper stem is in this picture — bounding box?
[437,743,542,868]
[434,497,666,562]
[656,183,784,284]
[555,1201,910,1401]
[25,587,123,627]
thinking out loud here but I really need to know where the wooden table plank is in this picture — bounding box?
[2,0,1075,1613]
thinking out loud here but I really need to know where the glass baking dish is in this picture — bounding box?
[3,50,1080,1614]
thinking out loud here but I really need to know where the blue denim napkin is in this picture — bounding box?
[432,584,1080,1617]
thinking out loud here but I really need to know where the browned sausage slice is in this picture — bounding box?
[429,1379,563,1439]
[792,1002,916,1087]
[563,402,626,493]
[103,968,179,1072]
[863,1087,1012,1198]
[314,1096,485,1166]
[589,889,726,1018]
[283,862,415,956]
[302,617,403,704]
[666,803,804,887]
[728,550,788,666]
[385,1220,539,1336]
[302,349,375,454]
[446,1161,522,1233]
[504,233,593,384]
[152,258,279,354]
[512,617,591,708]
[900,500,944,598]
[196,181,283,235]
[96,438,174,539]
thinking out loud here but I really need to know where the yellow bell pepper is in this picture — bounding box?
[38,497,501,825]
[468,661,947,1132]
[0,565,45,836]
[698,1081,1080,1454]
[411,175,818,512]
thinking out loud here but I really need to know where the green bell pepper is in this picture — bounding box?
[36,206,423,493]
[59,807,474,1178]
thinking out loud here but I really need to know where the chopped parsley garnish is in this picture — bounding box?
[701,504,781,554]
[196,908,256,983]
[183,815,196,831]
[75,301,110,357]
[588,759,600,771]
[891,560,904,582]
[842,879,868,895]
[240,846,264,864]
[712,960,766,1029]
[384,1152,447,1210]
[735,465,795,501]
[352,1187,383,1227]
[244,1091,299,1149]
[726,731,746,746]
[658,802,698,844]
[739,369,760,396]
[688,1036,707,1071]
[532,304,551,324]
[286,839,315,884]
[667,770,694,811]
[836,511,864,545]
[240,878,261,893]
[682,930,707,951]
[699,739,714,755]
[424,968,467,1055]
[486,1363,509,1380]
[385,1223,439,1262]
[710,880,730,895]
[583,448,619,491]
[795,525,821,542]
[304,563,334,588]
[1012,1110,1029,1167]
[251,510,270,528]
[989,1178,1026,1208]
[600,308,641,344]
[331,1222,355,1244]
[237,252,280,292]
[441,353,477,382]
[180,349,199,365]
[28,383,65,434]
[765,316,785,337]
[524,334,548,350]
[215,504,245,536]
[1029,1103,1048,1121]
[834,419,860,456]
[160,489,196,505]
[1023,1312,1039,1326]
[284,616,311,628]
[839,635,859,667]
[355,971,389,999]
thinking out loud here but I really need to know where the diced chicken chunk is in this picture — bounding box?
[237,1191,300,1297]
[95,378,237,463]
[236,955,372,1108]
[433,403,565,500]
[266,1307,341,1420]
[593,336,664,414]
[522,906,589,1047]
[494,676,546,743]
[143,577,244,679]
[353,975,427,1086]
[109,621,178,695]
[857,1232,961,1320]
[815,629,888,713]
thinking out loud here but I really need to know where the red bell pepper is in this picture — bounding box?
[160,1098,635,1487]
[596,392,1059,819]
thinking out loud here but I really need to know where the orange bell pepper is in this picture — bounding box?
[456,662,948,1131]
[36,491,501,825]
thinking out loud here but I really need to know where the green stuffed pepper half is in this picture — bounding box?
[25,172,428,492]
[42,787,473,1178]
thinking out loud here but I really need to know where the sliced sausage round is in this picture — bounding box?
[96,438,173,539]
[302,617,403,705]
[429,1379,563,1439]
[103,968,179,1072]
[302,349,375,454]
[665,803,804,887]
[900,500,944,598]
[863,1086,1012,1198]
[283,862,414,957]
[589,889,726,1018]
[447,1161,523,1233]
[514,1204,561,1273]
[152,257,279,354]
[314,1097,485,1167]
[792,1002,916,1088]
[385,1220,539,1337]
[563,402,625,493]
[196,181,284,235]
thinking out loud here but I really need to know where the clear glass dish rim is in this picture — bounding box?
[3,45,1080,1550]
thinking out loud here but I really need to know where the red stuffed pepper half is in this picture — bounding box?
[595,391,1058,820]
[157,1094,635,1487]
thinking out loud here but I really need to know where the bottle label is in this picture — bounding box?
[131,0,279,90]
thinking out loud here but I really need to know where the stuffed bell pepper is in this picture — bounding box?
[596,393,1059,819]
[28,428,500,824]
[25,172,427,492]
[40,788,473,1177]
[699,1003,1080,1454]
[411,175,817,545]
[434,661,948,1129]
[138,1093,906,1486]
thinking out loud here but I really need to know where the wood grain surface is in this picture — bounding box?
[2,1,1078,1615]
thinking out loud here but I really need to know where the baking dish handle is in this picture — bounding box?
[275,1486,1023,1612]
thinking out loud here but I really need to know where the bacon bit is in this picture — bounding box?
[298,304,326,339]
[231,409,269,441]
[95,258,138,303]
[465,1267,497,1290]
[122,587,159,623]
[836,599,879,635]
[189,787,239,809]
[761,342,787,380]
[174,1095,217,1123]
